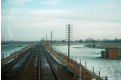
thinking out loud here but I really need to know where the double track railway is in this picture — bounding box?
[2,43,72,80]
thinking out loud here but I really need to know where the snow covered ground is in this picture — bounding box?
[53,44,121,80]
[1,43,29,59]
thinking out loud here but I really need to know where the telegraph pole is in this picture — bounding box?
[51,31,53,49]
[68,24,70,68]
[66,24,72,69]
[46,34,47,43]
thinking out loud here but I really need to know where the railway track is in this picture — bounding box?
[1,43,74,80]
[41,45,74,80]
[14,44,59,80]
[40,48,57,79]
[1,47,32,75]
[1,46,34,80]
[1,43,60,80]
[14,47,38,80]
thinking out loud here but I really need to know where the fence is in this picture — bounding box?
[52,47,108,80]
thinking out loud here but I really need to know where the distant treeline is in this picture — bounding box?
[46,38,121,43]
[1,41,33,45]
[2,38,121,44]
[78,38,121,43]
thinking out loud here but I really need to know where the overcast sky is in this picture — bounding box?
[1,0,121,41]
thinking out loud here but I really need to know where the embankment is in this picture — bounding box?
[43,43,99,80]
[1,43,35,65]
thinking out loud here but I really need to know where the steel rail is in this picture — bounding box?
[38,47,41,80]
[41,46,60,80]
[1,48,33,79]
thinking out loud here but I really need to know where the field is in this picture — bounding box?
[52,42,121,80]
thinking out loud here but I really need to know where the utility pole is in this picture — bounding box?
[51,31,53,49]
[66,24,73,69]
[46,34,47,43]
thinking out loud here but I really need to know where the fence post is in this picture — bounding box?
[106,76,108,80]
[60,53,63,64]
[79,59,81,80]
[2,53,4,60]
[74,57,77,79]
[85,61,87,68]
[99,71,100,80]
[2,53,5,66]
[93,66,94,73]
